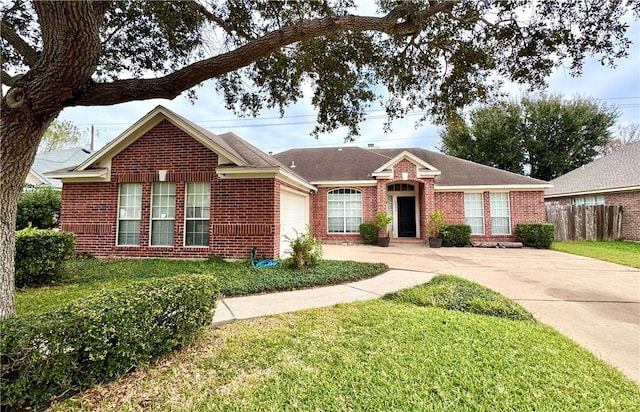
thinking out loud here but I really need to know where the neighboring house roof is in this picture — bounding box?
[274,147,550,189]
[30,147,93,188]
[545,142,640,198]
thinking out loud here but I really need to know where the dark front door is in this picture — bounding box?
[397,197,416,237]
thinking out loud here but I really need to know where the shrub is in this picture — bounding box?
[15,227,75,287]
[441,224,472,247]
[0,274,218,410]
[428,209,446,238]
[384,274,535,322]
[515,222,555,249]
[16,186,61,230]
[285,226,323,269]
[359,222,378,245]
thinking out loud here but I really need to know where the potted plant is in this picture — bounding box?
[427,209,446,248]
[374,211,393,247]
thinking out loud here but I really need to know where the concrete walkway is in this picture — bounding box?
[213,243,640,384]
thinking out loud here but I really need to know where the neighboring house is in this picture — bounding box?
[26,147,93,189]
[544,142,640,241]
[48,105,550,260]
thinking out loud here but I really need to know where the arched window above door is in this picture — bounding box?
[388,183,415,192]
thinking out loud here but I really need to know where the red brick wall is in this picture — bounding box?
[607,191,639,240]
[310,186,377,242]
[60,120,279,259]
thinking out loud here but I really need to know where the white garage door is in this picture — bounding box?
[280,188,309,257]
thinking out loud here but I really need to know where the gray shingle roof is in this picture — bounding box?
[32,147,93,188]
[545,142,640,197]
[274,147,548,187]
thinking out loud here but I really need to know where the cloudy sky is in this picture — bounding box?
[58,16,640,154]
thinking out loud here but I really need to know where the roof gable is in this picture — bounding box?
[372,150,441,178]
[75,105,247,171]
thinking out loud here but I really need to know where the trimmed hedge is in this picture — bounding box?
[442,224,472,247]
[359,222,377,245]
[515,222,555,249]
[1,274,219,410]
[15,227,75,287]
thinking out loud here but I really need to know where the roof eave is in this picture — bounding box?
[216,166,316,192]
[44,168,109,182]
[435,184,552,191]
[545,185,640,198]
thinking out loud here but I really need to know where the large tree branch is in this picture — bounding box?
[72,3,451,107]
[1,69,22,86]
[0,20,40,66]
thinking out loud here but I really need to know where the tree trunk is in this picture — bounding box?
[0,1,105,319]
[0,106,55,319]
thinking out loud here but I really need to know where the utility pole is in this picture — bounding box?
[90,125,95,151]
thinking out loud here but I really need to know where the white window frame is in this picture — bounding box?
[184,182,211,247]
[572,195,605,206]
[327,188,363,234]
[490,192,511,235]
[116,183,142,246]
[150,182,176,246]
[464,192,485,235]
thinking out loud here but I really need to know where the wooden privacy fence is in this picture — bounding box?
[545,204,623,241]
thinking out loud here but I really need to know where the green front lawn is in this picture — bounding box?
[16,257,387,316]
[552,240,640,268]
[51,282,640,411]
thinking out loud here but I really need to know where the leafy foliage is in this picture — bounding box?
[0,275,219,410]
[285,226,323,269]
[441,224,472,247]
[359,222,378,245]
[515,223,556,249]
[16,186,61,230]
[15,227,75,287]
[427,209,446,238]
[439,95,618,180]
[1,2,636,136]
[385,274,535,322]
[38,120,86,153]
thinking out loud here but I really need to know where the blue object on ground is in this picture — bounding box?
[250,247,278,267]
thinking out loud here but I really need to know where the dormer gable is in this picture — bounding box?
[371,150,441,179]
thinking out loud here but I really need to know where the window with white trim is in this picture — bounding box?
[185,182,210,247]
[151,182,176,246]
[327,188,362,233]
[117,183,142,246]
[490,192,511,235]
[572,195,605,205]
[464,193,484,235]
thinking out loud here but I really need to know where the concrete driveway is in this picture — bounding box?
[323,243,640,384]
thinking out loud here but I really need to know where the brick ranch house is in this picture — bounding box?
[48,105,550,259]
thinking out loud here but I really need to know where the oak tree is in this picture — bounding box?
[439,95,619,180]
[1,1,638,318]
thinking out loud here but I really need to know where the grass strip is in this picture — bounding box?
[551,240,640,268]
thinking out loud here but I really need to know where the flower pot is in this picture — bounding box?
[378,236,390,247]
[428,237,442,248]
